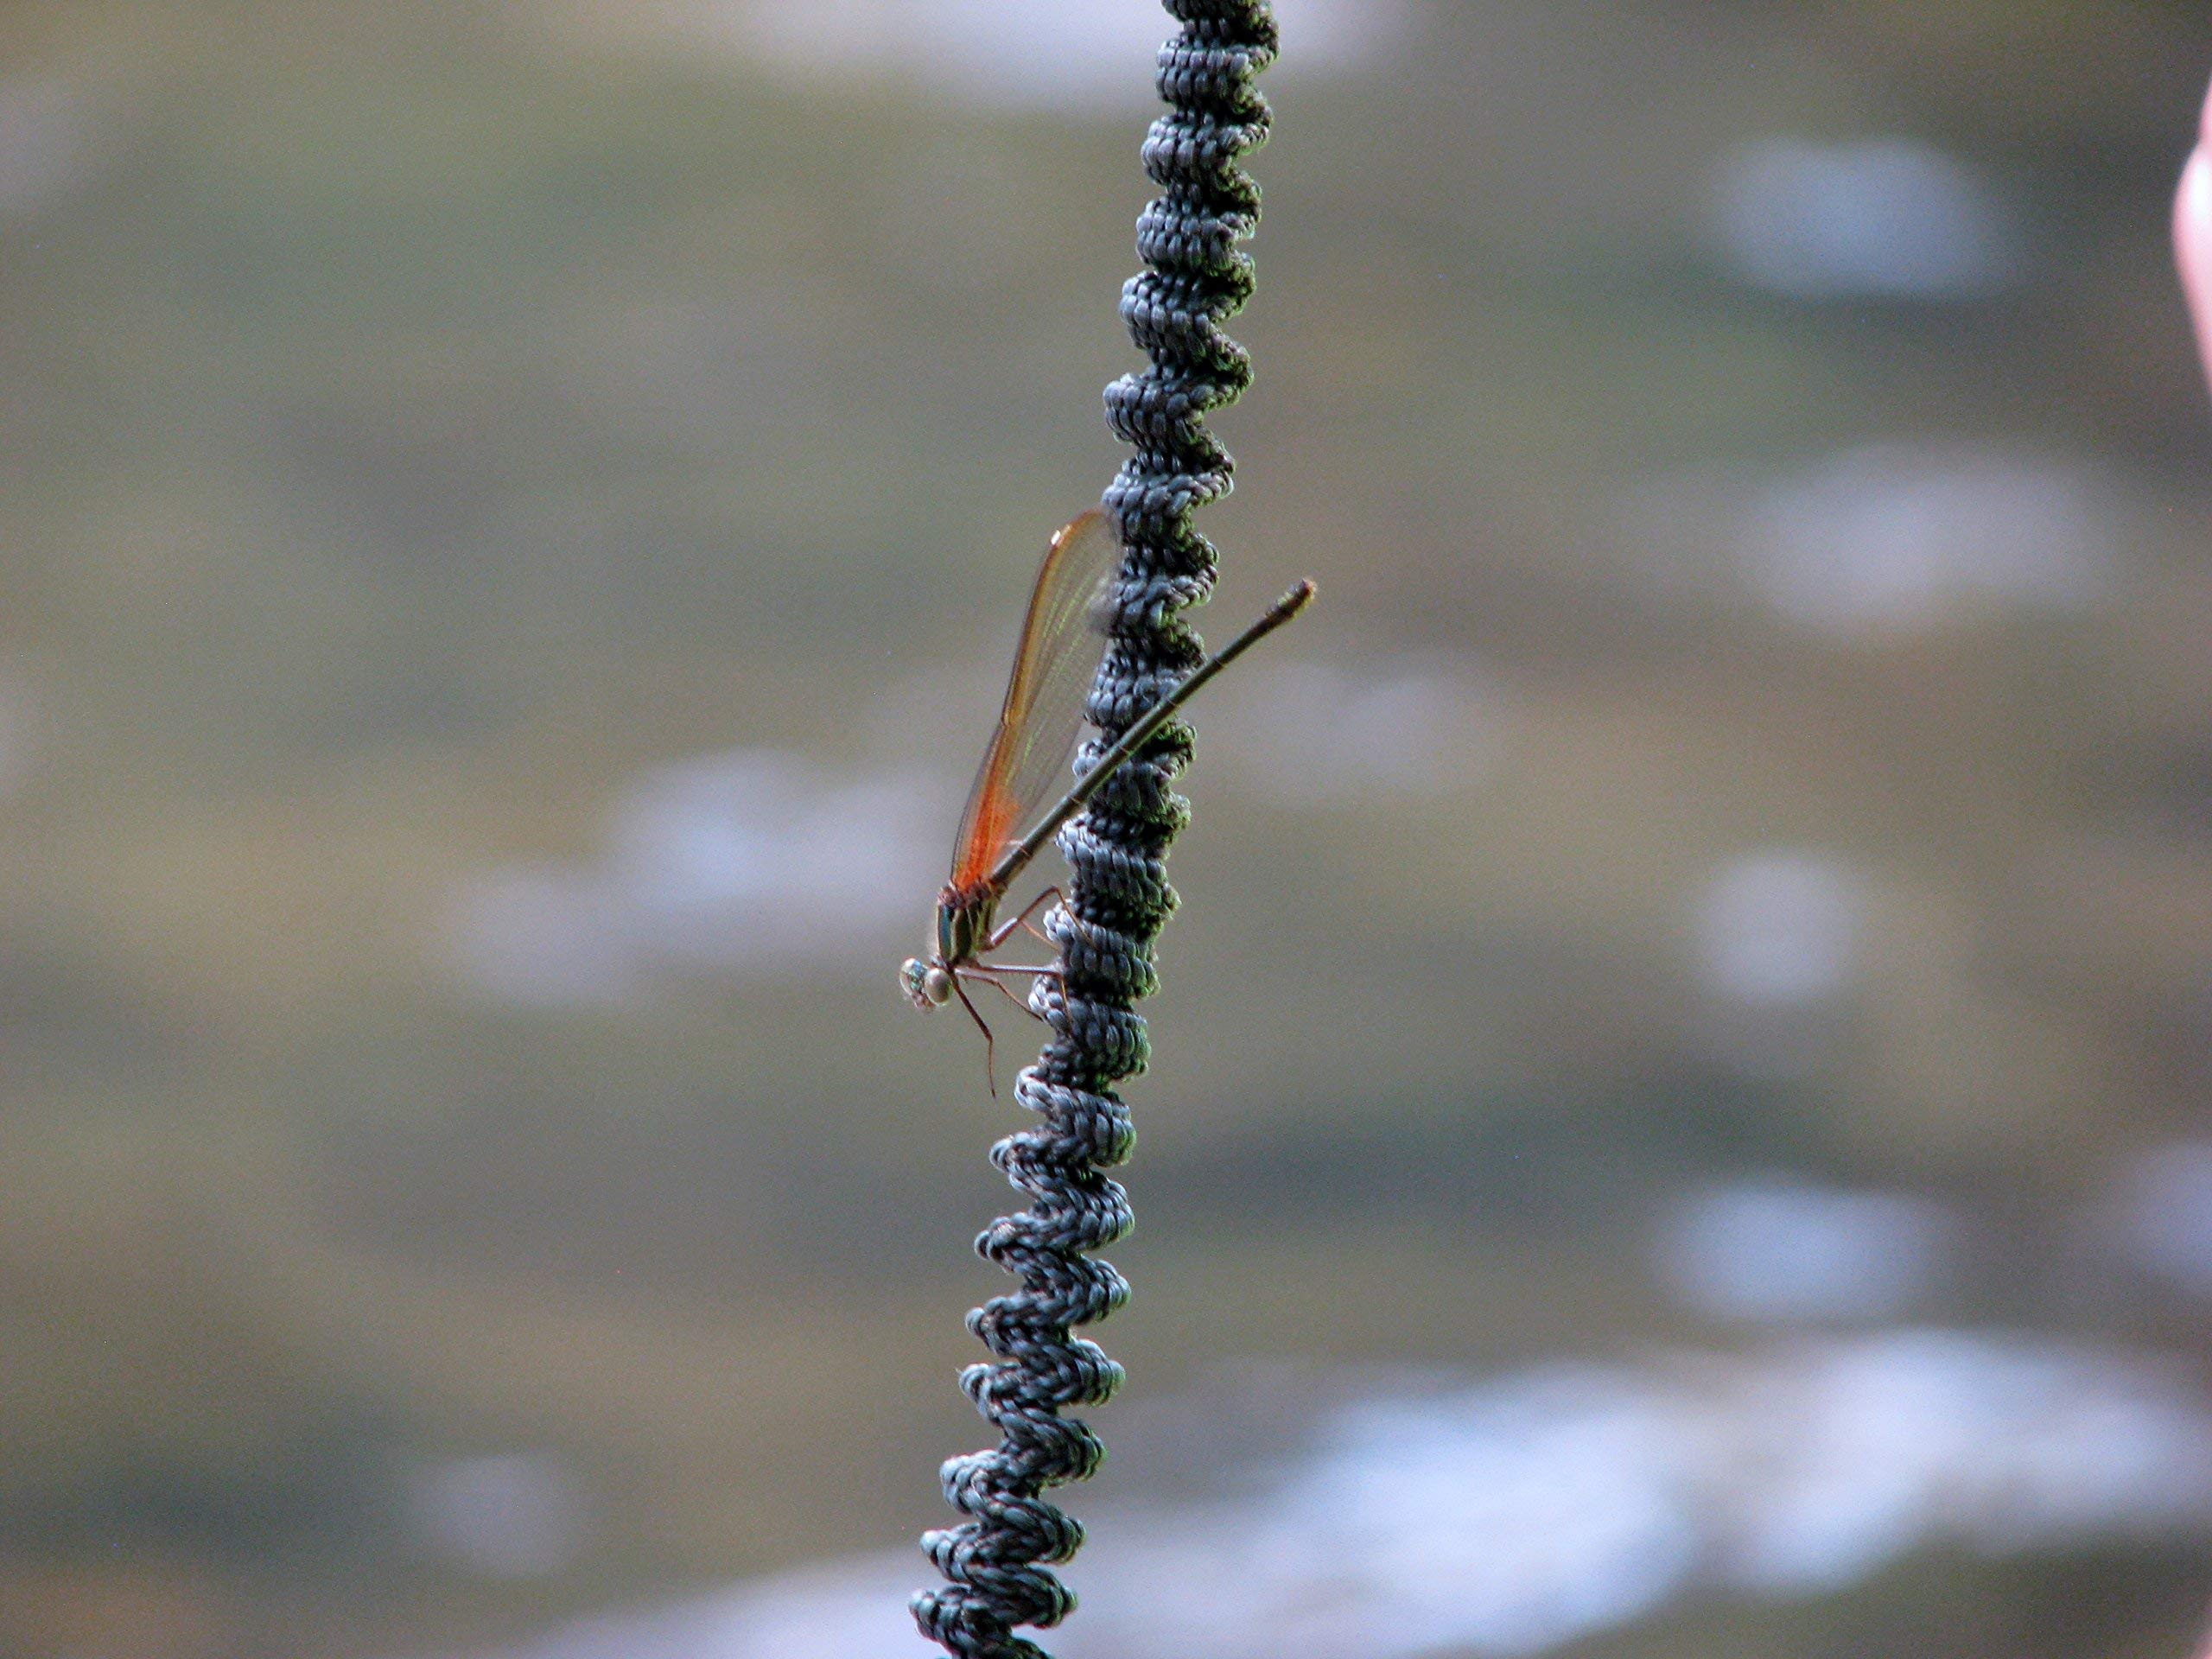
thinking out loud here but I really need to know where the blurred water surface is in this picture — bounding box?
[438,1328,2212,1658]
[5,2,2212,1656]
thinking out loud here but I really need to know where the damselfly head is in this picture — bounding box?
[900,957,952,1010]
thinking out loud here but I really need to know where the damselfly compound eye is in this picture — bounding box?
[900,957,955,1010]
[899,958,932,1008]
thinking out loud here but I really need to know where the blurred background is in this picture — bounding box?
[8,1,2212,1655]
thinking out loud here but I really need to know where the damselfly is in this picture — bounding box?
[900,507,1315,1087]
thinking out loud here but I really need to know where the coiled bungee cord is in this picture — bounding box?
[912,5,1277,1656]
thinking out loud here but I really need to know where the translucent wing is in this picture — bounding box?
[950,508,1120,893]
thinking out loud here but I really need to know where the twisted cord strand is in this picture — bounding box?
[911,4,1276,1656]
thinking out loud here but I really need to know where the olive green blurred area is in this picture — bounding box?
[6,1,2212,1655]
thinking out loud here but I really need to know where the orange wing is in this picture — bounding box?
[949,508,1121,893]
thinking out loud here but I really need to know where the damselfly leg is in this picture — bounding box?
[952,966,1060,1097]
[988,886,1062,952]
[946,977,1000,1093]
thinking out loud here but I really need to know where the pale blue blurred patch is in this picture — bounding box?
[547,0,1409,113]
[443,750,950,1005]
[405,1453,585,1582]
[1709,138,2023,302]
[1654,1179,1951,1324]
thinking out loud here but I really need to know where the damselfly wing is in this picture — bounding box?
[948,507,1121,902]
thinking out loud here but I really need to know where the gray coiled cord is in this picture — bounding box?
[911,4,1277,1656]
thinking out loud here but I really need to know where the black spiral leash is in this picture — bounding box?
[910,4,1277,1656]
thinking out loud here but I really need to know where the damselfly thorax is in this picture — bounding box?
[900,506,1314,1092]
[899,880,1017,1016]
